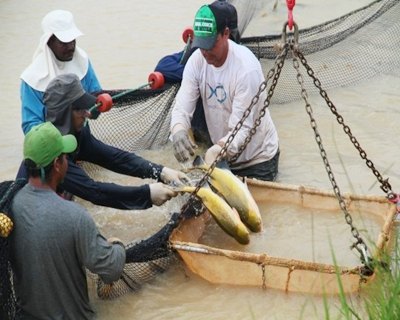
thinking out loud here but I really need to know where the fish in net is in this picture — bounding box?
[83,0,400,298]
[83,0,400,299]
[2,0,400,313]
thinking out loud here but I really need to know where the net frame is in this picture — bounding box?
[82,0,400,298]
[2,0,398,307]
[170,179,397,294]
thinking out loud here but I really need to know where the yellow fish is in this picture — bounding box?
[192,157,263,233]
[176,185,250,245]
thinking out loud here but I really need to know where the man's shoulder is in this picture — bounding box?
[229,42,262,72]
[231,41,258,59]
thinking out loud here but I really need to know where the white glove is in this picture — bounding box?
[204,144,223,165]
[160,167,190,186]
[149,183,178,206]
[172,129,197,162]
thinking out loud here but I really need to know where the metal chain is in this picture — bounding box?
[295,50,393,198]
[179,46,289,216]
[291,45,372,269]
[179,42,290,217]
[261,264,267,290]
[228,44,289,164]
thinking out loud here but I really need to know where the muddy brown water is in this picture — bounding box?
[1,1,399,319]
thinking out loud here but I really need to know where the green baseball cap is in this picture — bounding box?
[24,122,77,168]
[192,1,232,50]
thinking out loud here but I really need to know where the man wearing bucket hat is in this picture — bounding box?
[20,9,102,135]
[10,122,125,319]
[170,1,280,181]
[41,73,187,209]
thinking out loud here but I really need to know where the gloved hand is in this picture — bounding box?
[172,129,197,163]
[160,167,190,186]
[149,183,178,206]
[204,144,223,165]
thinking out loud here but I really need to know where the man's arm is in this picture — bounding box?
[20,80,46,134]
[77,126,164,180]
[75,207,126,284]
[62,159,154,210]
[81,60,102,93]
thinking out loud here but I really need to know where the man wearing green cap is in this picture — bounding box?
[171,1,280,181]
[10,122,126,319]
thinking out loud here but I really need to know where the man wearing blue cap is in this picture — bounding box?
[170,1,280,181]
[10,122,125,319]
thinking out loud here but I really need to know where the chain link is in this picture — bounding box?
[228,45,289,164]
[179,36,290,214]
[180,22,389,272]
[291,45,373,269]
[261,264,266,290]
[295,50,393,197]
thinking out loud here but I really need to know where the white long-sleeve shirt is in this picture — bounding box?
[171,40,279,169]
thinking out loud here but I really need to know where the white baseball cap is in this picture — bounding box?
[41,10,83,43]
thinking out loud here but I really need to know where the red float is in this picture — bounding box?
[96,93,113,113]
[148,71,165,89]
[182,27,194,44]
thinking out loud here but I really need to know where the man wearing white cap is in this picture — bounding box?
[20,10,102,135]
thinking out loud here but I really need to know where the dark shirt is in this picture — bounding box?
[60,125,164,210]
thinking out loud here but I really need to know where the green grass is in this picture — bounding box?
[328,122,400,319]
[317,229,400,320]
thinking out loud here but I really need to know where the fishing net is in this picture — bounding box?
[92,212,182,300]
[87,0,400,155]
[81,83,180,175]
[0,179,27,320]
[241,0,400,104]
[83,0,399,299]
[2,0,400,310]
[89,196,205,300]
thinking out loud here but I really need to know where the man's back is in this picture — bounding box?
[10,184,124,319]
